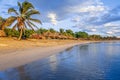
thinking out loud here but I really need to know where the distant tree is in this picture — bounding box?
[89,34,102,40]
[49,28,56,33]
[59,28,64,34]
[75,31,88,38]
[103,36,117,40]
[36,28,48,34]
[66,29,74,37]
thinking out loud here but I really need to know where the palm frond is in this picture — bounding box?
[8,8,19,15]
[22,1,34,13]
[28,21,39,29]
[26,9,40,17]
[29,18,42,24]
[26,21,34,30]
[18,2,23,14]
[5,16,17,27]
[24,22,28,29]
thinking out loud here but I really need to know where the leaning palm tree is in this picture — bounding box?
[0,16,16,37]
[0,17,6,36]
[8,1,42,40]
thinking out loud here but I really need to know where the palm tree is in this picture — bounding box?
[8,1,42,40]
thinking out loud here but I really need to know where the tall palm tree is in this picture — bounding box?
[8,1,42,40]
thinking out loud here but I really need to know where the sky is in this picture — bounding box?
[0,0,120,37]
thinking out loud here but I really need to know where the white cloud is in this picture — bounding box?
[67,0,107,14]
[104,23,119,27]
[106,31,114,35]
[91,28,97,32]
[104,23,113,27]
[69,5,105,13]
[113,30,120,33]
[72,17,80,22]
[47,12,57,25]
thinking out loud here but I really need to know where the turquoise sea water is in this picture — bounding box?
[0,42,120,80]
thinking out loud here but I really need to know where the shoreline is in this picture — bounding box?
[0,40,90,71]
[0,38,119,71]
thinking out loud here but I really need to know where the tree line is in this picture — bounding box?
[4,28,120,40]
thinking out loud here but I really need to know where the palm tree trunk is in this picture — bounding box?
[18,29,23,40]
[0,30,6,37]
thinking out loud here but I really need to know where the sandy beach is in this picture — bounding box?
[0,38,90,70]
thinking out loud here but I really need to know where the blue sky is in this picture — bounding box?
[0,0,120,37]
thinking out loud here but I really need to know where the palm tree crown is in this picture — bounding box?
[8,1,42,40]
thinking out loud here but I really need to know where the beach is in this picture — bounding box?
[0,38,90,70]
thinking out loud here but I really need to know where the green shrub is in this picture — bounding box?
[5,28,35,38]
[4,28,19,37]
[24,30,35,38]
